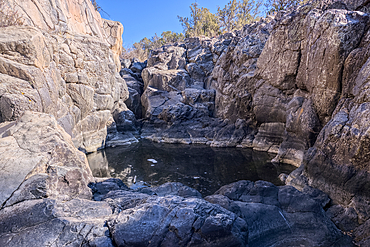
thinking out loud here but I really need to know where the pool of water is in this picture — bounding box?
[87,140,296,196]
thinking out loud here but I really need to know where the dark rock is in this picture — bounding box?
[89,178,129,201]
[130,60,147,74]
[211,181,354,247]
[125,87,142,119]
[327,204,360,231]
[151,182,202,198]
[107,194,248,247]
[113,108,138,132]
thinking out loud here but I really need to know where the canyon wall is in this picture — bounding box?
[1,0,370,245]
[0,0,127,153]
[128,1,370,243]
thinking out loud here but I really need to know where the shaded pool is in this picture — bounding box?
[87,140,296,196]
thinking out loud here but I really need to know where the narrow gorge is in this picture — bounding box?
[1,0,370,246]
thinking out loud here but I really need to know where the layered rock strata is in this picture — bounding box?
[0,0,131,153]
[127,2,370,243]
[1,0,370,245]
[137,1,369,169]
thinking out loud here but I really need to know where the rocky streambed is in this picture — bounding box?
[0,111,355,246]
[87,140,296,196]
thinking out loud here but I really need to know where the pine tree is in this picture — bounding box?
[217,0,238,32]
[216,0,262,33]
[178,2,220,38]
[236,0,262,29]
[264,0,309,14]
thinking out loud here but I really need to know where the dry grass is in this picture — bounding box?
[0,0,24,27]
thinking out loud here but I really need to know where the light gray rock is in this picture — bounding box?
[142,67,192,92]
[121,58,131,69]
[0,198,114,247]
[0,111,93,208]
[72,110,111,153]
[148,44,186,70]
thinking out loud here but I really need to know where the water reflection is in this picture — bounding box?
[87,140,296,196]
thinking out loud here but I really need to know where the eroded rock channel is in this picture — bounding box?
[2,0,370,246]
[87,140,296,196]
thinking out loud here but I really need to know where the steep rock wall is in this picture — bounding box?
[0,0,127,152]
[138,2,369,167]
[135,3,370,241]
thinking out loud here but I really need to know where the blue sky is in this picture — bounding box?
[95,0,248,47]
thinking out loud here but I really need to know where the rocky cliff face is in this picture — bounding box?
[0,0,127,153]
[119,1,370,243]
[2,0,370,245]
[136,1,369,167]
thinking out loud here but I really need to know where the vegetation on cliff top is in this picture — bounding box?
[121,31,185,61]
[121,0,307,61]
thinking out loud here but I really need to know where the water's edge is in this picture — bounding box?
[87,139,296,196]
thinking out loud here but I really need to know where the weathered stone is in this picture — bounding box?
[296,9,368,124]
[113,108,138,132]
[142,67,192,92]
[0,26,51,69]
[0,74,42,121]
[0,111,93,208]
[0,198,113,247]
[125,87,142,119]
[66,83,94,120]
[121,58,131,69]
[209,181,353,247]
[72,110,111,153]
[148,45,186,70]
[107,194,247,247]
[253,123,285,153]
[273,96,321,166]
[94,93,114,111]
[257,8,307,92]
[151,182,202,198]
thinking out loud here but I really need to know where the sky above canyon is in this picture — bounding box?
[95,0,246,47]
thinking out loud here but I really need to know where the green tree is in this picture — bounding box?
[121,32,185,61]
[217,0,238,32]
[264,0,308,14]
[178,2,220,38]
[216,0,262,33]
[235,0,262,29]
[161,31,185,44]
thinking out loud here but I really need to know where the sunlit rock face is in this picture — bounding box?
[138,2,369,168]
[133,3,370,243]
[0,0,127,153]
[1,0,370,245]
[0,111,93,207]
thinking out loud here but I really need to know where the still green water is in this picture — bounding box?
[87,140,296,196]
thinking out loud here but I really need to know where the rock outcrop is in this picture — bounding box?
[0,111,93,208]
[2,0,370,245]
[0,111,352,246]
[125,2,370,243]
[0,130,352,247]
[137,1,369,168]
[0,0,128,153]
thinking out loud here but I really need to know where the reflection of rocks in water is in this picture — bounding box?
[87,140,296,196]
[87,151,110,178]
